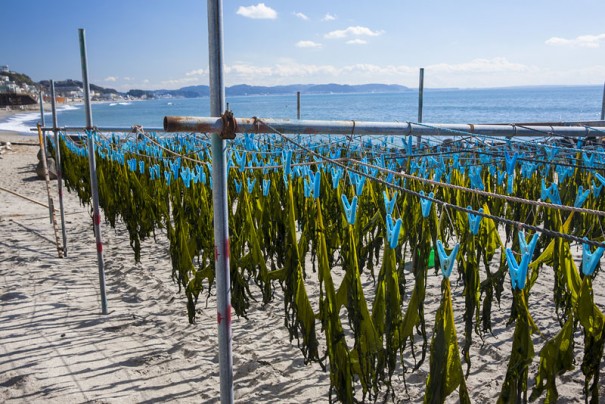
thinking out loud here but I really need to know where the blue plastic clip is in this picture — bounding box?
[312,171,321,199]
[383,191,398,215]
[247,177,256,193]
[385,214,402,249]
[127,158,137,172]
[436,240,459,278]
[594,172,605,187]
[583,152,595,168]
[505,248,531,290]
[234,179,242,194]
[574,185,590,208]
[331,167,343,189]
[304,178,312,198]
[507,175,514,194]
[505,152,519,175]
[469,166,484,190]
[497,170,506,186]
[282,150,293,176]
[138,160,145,174]
[341,194,358,225]
[262,179,271,196]
[163,170,172,186]
[180,167,192,188]
[518,231,540,257]
[582,238,605,276]
[433,168,444,183]
[355,175,366,196]
[592,180,603,198]
[467,206,483,235]
[419,190,434,218]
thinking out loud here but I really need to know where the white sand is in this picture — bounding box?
[0,133,603,403]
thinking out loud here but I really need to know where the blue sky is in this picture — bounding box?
[2,0,604,91]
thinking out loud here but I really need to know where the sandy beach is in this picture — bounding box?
[1,132,604,403]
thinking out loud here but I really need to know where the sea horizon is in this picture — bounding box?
[1,84,603,135]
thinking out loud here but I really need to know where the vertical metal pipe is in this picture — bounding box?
[39,90,47,152]
[601,81,605,120]
[79,28,108,315]
[417,67,424,147]
[297,91,301,120]
[39,90,45,127]
[206,1,233,403]
[50,80,68,257]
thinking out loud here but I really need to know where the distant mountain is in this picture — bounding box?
[149,83,408,98]
[38,79,121,95]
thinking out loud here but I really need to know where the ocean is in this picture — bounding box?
[0,85,603,134]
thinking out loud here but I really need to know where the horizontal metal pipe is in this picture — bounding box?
[32,118,605,137]
[164,116,602,138]
[34,126,166,133]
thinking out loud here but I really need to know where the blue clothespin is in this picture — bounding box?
[247,177,256,193]
[469,166,484,190]
[582,238,605,276]
[505,152,519,175]
[505,248,531,290]
[331,167,343,189]
[127,158,137,172]
[341,194,358,225]
[180,167,192,188]
[497,170,506,186]
[592,179,603,198]
[383,191,397,215]
[355,175,366,196]
[282,150,292,176]
[419,190,434,218]
[138,160,145,174]
[433,168,444,183]
[574,185,590,208]
[163,170,172,186]
[518,230,540,257]
[262,178,271,197]
[234,179,242,194]
[385,214,402,249]
[594,172,605,187]
[467,206,483,235]
[312,171,321,199]
[304,178,312,198]
[583,152,595,168]
[507,175,514,194]
[436,240,459,278]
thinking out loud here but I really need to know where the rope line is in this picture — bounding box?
[257,118,605,249]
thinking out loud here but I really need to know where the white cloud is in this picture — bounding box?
[322,13,336,22]
[296,40,322,49]
[294,12,308,21]
[104,76,117,82]
[545,33,605,48]
[426,57,530,73]
[325,26,384,39]
[186,68,208,76]
[236,3,277,19]
[346,39,367,45]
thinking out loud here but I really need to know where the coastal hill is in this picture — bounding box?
[2,67,409,103]
[153,83,409,98]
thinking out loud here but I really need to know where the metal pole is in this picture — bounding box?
[51,80,68,257]
[417,67,424,147]
[39,90,45,127]
[207,1,233,403]
[297,91,301,120]
[601,81,605,120]
[39,90,47,156]
[164,116,596,138]
[79,28,108,315]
